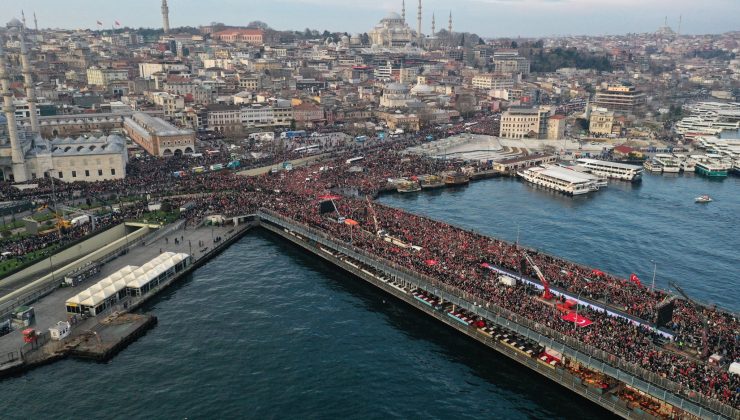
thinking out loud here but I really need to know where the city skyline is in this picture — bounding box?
[1,0,739,38]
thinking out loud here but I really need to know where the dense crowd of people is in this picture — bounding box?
[0,117,737,410]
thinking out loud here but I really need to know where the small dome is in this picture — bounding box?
[6,18,22,29]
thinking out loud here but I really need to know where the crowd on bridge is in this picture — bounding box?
[0,117,737,410]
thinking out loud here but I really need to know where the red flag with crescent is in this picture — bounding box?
[562,312,593,327]
[629,273,642,287]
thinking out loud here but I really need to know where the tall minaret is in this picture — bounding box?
[417,0,422,44]
[401,0,406,22]
[33,12,38,32]
[0,36,27,182]
[21,11,26,29]
[161,0,170,34]
[431,13,435,36]
[17,27,40,133]
[448,11,452,34]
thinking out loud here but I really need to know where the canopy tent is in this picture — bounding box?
[65,253,189,313]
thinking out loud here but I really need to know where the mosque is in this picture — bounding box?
[0,19,127,183]
[368,1,452,49]
[369,11,416,47]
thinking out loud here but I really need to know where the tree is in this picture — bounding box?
[247,21,270,30]
[510,41,518,49]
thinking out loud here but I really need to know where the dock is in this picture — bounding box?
[0,219,256,377]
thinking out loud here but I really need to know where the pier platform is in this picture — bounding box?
[0,220,255,377]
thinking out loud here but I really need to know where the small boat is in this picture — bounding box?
[443,171,470,186]
[694,195,712,203]
[419,174,445,189]
[396,179,421,193]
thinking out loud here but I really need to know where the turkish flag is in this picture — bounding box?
[562,312,593,327]
[629,273,642,287]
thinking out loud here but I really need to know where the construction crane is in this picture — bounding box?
[365,195,385,237]
[524,253,554,300]
[670,281,709,358]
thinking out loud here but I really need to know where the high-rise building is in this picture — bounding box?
[592,84,646,114]
[492,51,530,75]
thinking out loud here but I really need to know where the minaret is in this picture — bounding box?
[431,13,435,36]
[33,12,38,32]
[17,27,40,133]
[161,0,170,34]
[21,11,26,29]
[401,0,406,22]
[0,35,27,182]
[678,15,682,36]
[448,11,452,33]
[417,0,422,44]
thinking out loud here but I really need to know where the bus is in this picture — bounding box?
[191,166,206,174]
[346,156,365,165]
[227,160,241,170]
[280,130,307,140]
[295,144,320,154]
[355,135,368,142]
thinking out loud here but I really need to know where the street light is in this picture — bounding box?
[651,260,657,292]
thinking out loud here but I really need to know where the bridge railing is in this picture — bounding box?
[258,209,738,420]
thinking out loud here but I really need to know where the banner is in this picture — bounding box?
[562,312,593,327]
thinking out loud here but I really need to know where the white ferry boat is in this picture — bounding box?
[654,154,681,173]
[557,163,608,187]
[695,161,728,178]
[576,158,643,182]
[643,159,663,173]
[518,165,599,196]
[679,156,698,173]
[733,160,740,175]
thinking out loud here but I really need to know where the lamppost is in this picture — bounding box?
[49,255,55,284]
[651,259,657,292]
[573,290,583,332]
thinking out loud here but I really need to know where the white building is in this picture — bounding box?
[472,74,515,90]
[369,12,416,47]
[380,82,412,108]
[86,67,129,86]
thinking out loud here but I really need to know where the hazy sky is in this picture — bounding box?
[2,0,738,38]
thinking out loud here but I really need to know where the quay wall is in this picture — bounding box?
[257,209,736,420]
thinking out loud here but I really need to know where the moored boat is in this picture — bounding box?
[643,159,663,173]
[419,174,445,189]
[444,171,470,186]
[695,161,728,178]
[517,165,598,196]
[576,158,643,182]
[396,179,422,193]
